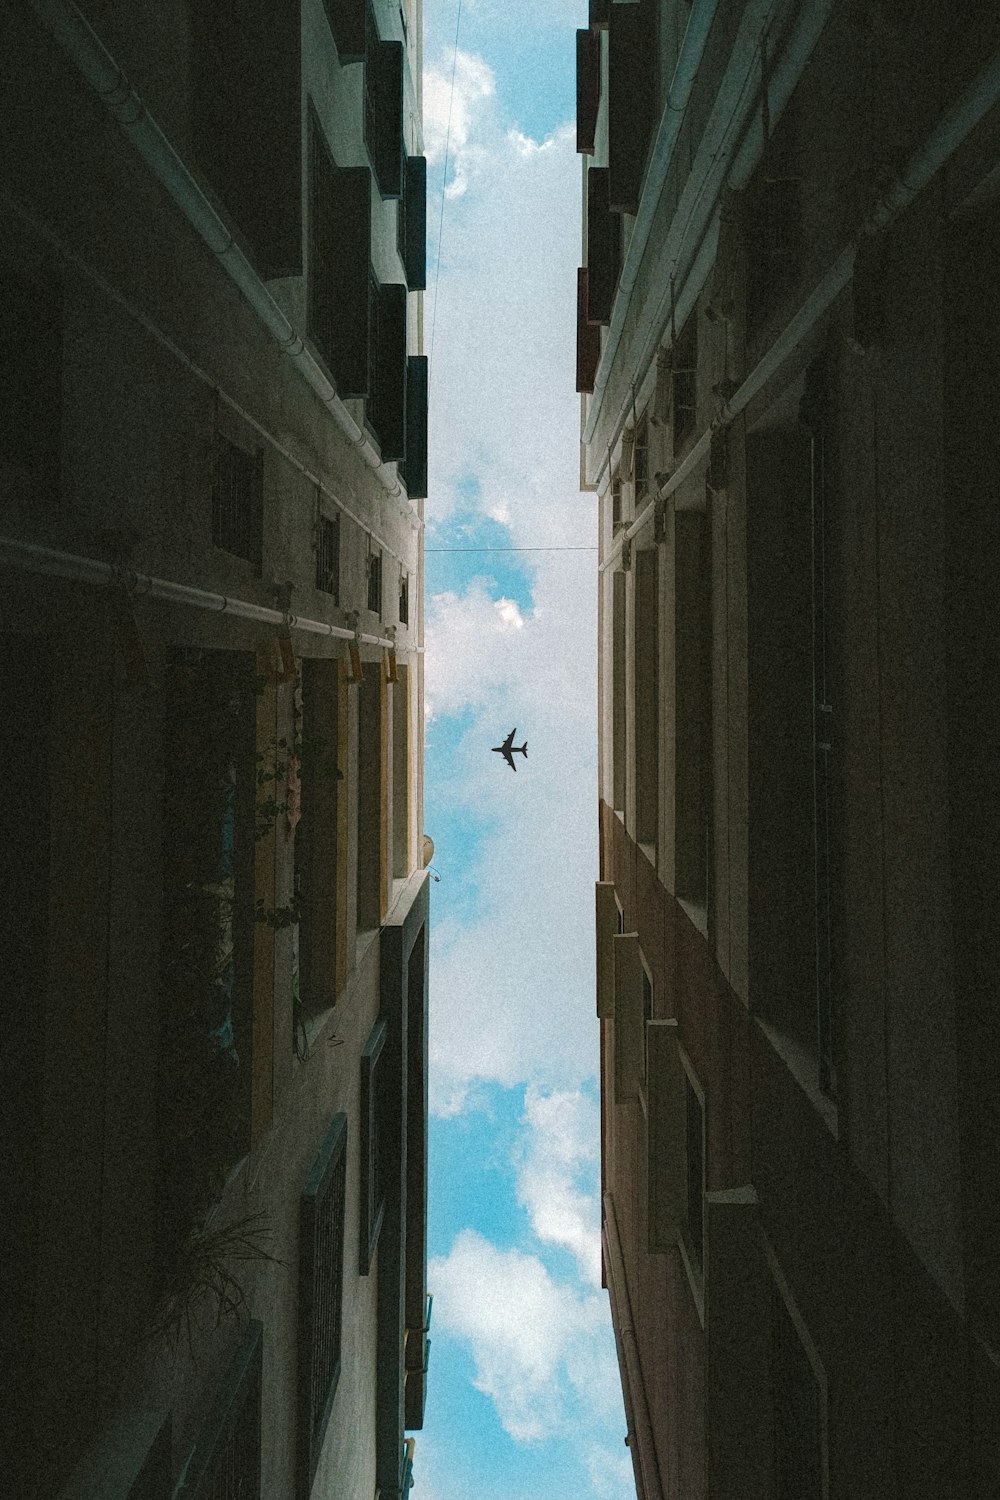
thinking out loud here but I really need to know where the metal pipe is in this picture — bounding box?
[602,1192,664,1500]
[27,0,406,502]
[599,37,1000,574]
[0,535,407,651]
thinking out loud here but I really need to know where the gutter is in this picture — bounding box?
[599,39,1000,574]
[27,0,407,503]
[0,535,411,652]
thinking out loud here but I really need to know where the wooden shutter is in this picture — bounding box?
[360,1018,388,1274]
[401,156,427,289]
[368,38,404,198]
[608,0,656,214]
[371,283,407,461]
[298,1114,348,1497]
[402,355,428,499]
[323,0,365,61]
[595,881,618,1016]
[177,1322,263,1500]
[577,269,601,393]
[309,124,372,397]
[613,933,644,1102]
[587,166,621,325]
[576,28,600,155]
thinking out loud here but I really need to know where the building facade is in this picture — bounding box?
[2,2,430,1497]
[578,2,1000,1495]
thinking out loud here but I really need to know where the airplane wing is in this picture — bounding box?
[502,728,516,752]
[502,745,517,771]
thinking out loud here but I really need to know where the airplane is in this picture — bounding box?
[492,728,528,772]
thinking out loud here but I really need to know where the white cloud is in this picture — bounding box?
[428,1229,613,1443]
[516,1086,602,1287]
[423,50,497,198]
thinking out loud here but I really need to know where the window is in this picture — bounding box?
[611,469,622,531]
[672,314,697,452]
[747,105,801,324]
[770,1281,823,1500]
[634,413,649,503]
[176,1321,262,1500]
[160,648,256,1246]
[308,118,371,397]
[190,5,301,275]
[401,355,428,499]
[634,546,659,849]
[398,567,409,625]
[295,659,340,1032]
[213,435,263,570]
[684,1069,705,1271]
[0,269,61,496]
[298,1113,348,1497]
[360,1018,387,1273]
[316,512,340,600]
[587,167,622,325]
[367,542,383,616]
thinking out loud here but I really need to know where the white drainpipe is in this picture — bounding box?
[27,0,406,502]
[0,535,405,651]
[599,39,1000,575]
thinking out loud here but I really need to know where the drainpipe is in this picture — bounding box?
[0,535,410,651]
[599,39,1000,575]
[602,1192,664,1500]
[27,0,405,502]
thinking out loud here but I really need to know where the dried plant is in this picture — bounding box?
[145,1210,285,1359]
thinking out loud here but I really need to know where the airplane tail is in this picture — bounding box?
[522,742,528,757]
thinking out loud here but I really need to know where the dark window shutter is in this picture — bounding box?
[309,125,372,397]
[366,35,404,199]
[577,268,601,393]
[370,283,407,461]
[401,355,428,499]
[576,29,601,154]
[608,0,656,214]
[590,0,611,28]
[323,0,365,61]
[191,1,301,277]
[587,166,621,325]
[401,156,427,289]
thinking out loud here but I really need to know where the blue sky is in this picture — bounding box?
[415,3,631,1498]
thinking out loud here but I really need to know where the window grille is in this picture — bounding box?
[175,1321,263,1500]
[398,568,409,626]
[360,1017,387,1273]
[316,513,340,600]
[398,157,427,290]
[634,414,649,503]
[213,436,263,570]
[368,543,383,616]
[400,355,428,500]
[298,1113,348,1497]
